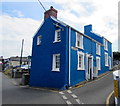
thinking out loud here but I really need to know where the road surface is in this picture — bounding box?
[63,72,114,104]
[2,72,114,104]
[2,73,65,104]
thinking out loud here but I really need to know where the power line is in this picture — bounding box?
[37,0,51,18]
[37,0,47,12]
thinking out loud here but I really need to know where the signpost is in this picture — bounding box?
[114,80,119,98]
[113,70,120,105]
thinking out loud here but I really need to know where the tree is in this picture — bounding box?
[113,52,120,61]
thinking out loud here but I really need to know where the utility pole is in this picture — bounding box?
[20,39,24,66]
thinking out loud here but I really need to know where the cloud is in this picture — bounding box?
[12,10,24,17]
[54,0,119,51]
[0,14,41,58]
[1,0,119,58]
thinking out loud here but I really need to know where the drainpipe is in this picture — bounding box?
[68,27,71,87]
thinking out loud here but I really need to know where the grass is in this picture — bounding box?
[4,68,12,75]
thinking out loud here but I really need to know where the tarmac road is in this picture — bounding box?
[2,72,114,105]
[64,72,114,104]
[2,73,65,104]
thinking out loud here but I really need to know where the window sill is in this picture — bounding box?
[105,65,109,67]
[77,68,84,70]
[37,44,41,46]
[52,69,60,72]
[104,49,108,51]
[53,41,61,43]
[96,53,100,56]
[76,46,84,50]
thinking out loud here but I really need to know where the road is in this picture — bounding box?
[2,73,65,104]
[70,72,114,104]
[2,72,114,105]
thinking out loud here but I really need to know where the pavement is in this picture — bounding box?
[2,71,114,105]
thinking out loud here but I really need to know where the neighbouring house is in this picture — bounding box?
[0,56,3,71]
[30,6,112,90]
[9,56,31,67]
[0,57,10,71]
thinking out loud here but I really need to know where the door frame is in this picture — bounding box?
[85,54,93,80]
[95,56,100,78]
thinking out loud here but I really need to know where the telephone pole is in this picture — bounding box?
[20,39,24,66]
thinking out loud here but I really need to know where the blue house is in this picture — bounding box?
[30,6,112,90]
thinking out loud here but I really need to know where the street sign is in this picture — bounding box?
[114,80,119,98]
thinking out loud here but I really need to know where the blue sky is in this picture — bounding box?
[2,2,45,20]
[1,0,119,58]
[2,2,63,20]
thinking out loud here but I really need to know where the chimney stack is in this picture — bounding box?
[84,24,92,34]
[44,6,58,20]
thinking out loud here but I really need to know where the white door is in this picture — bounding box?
[95,58,99,77]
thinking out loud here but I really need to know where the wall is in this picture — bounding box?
[84,25,112,75]
[30,18,69,89]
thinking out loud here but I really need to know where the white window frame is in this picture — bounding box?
[77,51,84,70]
[104,39,108,51]
[37,35,42,45]
[52,54,60,72]
[96,43,100,55]
[76,32,83,49]
[105,52,108,66]
[54,29,61,43]
[96,57,101,70]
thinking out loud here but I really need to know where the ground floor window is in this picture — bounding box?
[52,54,60,72]
[96,57,101,70]
[77,51,84,70]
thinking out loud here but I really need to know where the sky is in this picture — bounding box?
[0,0,119,58]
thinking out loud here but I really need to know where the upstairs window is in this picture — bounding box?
[77,52,84,70]
[105,52,108,66]
[96,43,100,55]
[76,32,83,49]
[96,57,101,70]
[104,39,108,50]
[52,54,60,72]
[54,29,61,42]
[37,35,42,45]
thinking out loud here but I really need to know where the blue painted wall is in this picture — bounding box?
[70,29,85,86]
[84,25,112,75]
[30,18,69,89]
[30,18,112,89]
[84,25,103,44]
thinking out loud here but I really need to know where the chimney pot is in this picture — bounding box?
[50,6,53,9]
[44,6,58,20]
